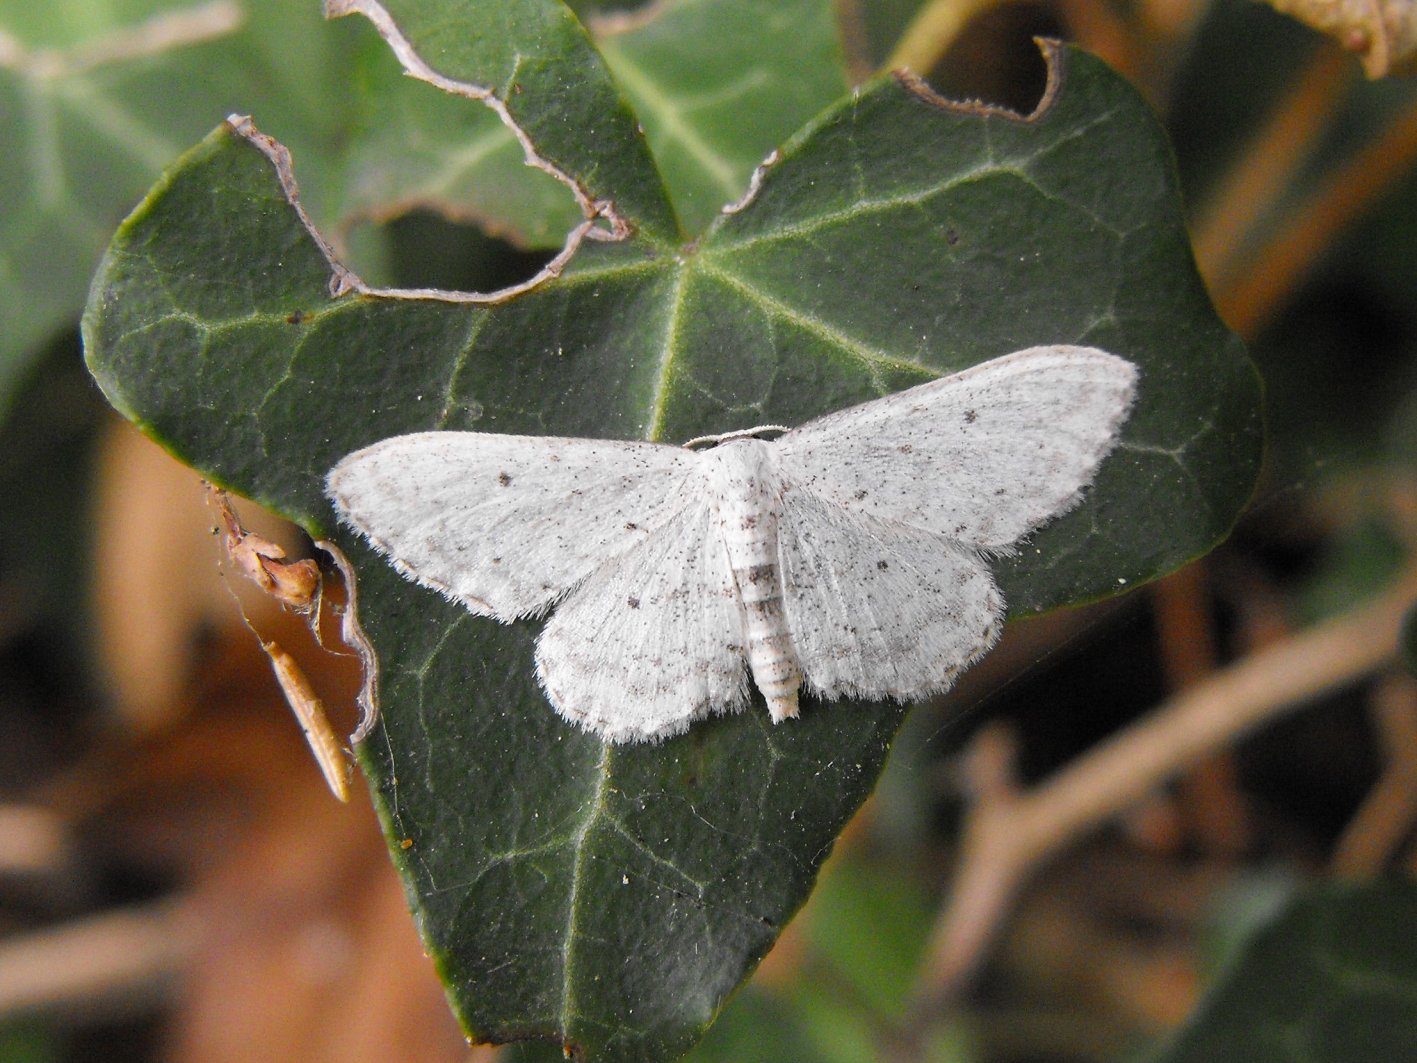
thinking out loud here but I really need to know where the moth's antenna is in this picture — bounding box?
[683,425,790,450]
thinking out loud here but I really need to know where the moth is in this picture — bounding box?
[327,345,1137,743]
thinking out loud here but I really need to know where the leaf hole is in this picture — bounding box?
[354,210,560,294]
[911,3,1061,117]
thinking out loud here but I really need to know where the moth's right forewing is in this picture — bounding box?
[775,346,1137,548]
[326,433,697,620]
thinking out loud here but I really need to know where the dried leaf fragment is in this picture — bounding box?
[211,487,320,612]
[1265,0,1417,76]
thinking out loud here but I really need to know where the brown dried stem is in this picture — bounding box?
[886,0,1003,73]
[0,902,195,1020]
[1216,88,1417,335]
[911,568,1417,1013]
[1192,47,1352,296]
[1056,0,1148,87]
[1151,564,1249,854]
[1331,672,1417,876]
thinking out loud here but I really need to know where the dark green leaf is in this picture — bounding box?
[688,66,1260,609]
[802,858,933,1019]
[1152,881,1417,1063]
[83,35,1258,1061]
[679,988,825,1063]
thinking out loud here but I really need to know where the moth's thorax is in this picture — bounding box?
[702,439,780,558]
[702,440,801,721]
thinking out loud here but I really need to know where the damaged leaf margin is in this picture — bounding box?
[227,105,623,305]
[891,62,1062,120]
[719,148,781,216]
[162,0,701,771]
[230,0,653,306]
[715,45,1064,230]
[317,539,381,744]
[325,0,668,253]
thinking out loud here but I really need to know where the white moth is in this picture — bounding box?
[327,345,1137,744]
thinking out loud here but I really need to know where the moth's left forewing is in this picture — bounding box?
[534,498,751,743]
[774,346,1137,549]
[326,432,697,620]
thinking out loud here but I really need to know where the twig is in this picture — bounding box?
[1056,0,1147,86]
[911,569,1417,1013]
[0,901,195,1020]
[1152,565,1218,687]
[1192,47,1351,295]
[1331,672,1417,876]
[885,0,1001,73]
[833,0,876,83]
[1151,564,1248,854]
[1217,90,1417,335]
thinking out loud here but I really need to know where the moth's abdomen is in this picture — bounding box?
[704,441,802,722]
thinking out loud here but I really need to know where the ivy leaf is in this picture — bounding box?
[1153,882,1417,1062]
[0,0,362,413]
[82,20,1259,1063]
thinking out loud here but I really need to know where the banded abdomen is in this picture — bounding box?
[702,439,802,721]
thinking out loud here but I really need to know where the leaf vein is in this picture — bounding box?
[698,262,936,384]
[436,312,493,427]
[560,743,615,1037]
[645,263,689,441]
[603,815,706,891]
[706,164,1006,250]
[598,39,743,199]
